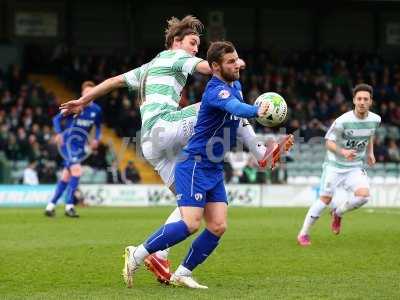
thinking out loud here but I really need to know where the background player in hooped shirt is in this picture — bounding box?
[122,41,293,289]
[59,16,289,283]
[44,81,102,218]
[297,83,381,246]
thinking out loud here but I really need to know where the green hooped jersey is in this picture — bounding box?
[324,110,381,172]
[123,49,204,134]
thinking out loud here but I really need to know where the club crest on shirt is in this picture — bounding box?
[218,90,230,99]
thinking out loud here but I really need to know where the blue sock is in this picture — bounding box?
[144,220,190,254]
[50,180,68,204]
[183,229,220,271]
[65,176,80,205]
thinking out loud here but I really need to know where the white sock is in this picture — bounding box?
[299,200,327,236]
[335,195,370,217]
[174,264,192,277]
[65,204,74,211]
[237,118,266,161]
[329,198,338,212]
[156,207,182,260]
[46,202,56,211]
[133,244,149,265]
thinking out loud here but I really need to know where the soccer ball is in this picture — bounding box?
[254,92,288,127]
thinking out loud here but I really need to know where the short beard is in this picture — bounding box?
[221,67,239,82]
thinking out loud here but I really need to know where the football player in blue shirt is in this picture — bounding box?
[44,81,102,218]
[122,41,294,288]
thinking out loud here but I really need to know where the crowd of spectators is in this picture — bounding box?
[0,64,111,183]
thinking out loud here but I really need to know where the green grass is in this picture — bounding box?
[0,207,399,299]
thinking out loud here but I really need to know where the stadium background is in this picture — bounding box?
[0,2,400,299]
[0,0,399,206]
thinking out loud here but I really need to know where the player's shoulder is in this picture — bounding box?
[204,79,231,100]
[334,111,352,123]
[171,49,193,59]
[367,111,381,123]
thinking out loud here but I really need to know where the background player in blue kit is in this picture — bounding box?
[122,41,294,289]
[44,81,102,218]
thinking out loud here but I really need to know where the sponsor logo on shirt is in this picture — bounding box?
[218,90,230,99]
[76,119,94,127]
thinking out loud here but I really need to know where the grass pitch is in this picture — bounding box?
[0,207,399,299]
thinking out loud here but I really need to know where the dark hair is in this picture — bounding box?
[164,15,203,49]
[81,80,95,91]
[206,41,236,67]
[353,83,373,98]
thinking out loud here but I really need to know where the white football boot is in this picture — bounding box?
[170,273,208,289]
[122,246,140,288]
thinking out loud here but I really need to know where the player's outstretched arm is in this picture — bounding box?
[195,60,212,75]
[60,75,126,115]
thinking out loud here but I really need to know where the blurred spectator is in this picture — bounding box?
[374,140,388,162]
[226,149,249,183]
[124,161,141,183]
[23,159,39,185]
[107,160,123,184]
[84,142,108,170]
[387,139,400,162]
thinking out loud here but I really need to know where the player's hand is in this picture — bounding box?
[367,153,376,166]
[54,133,63,146]
[90,139,99,150]
[341,149,357,161]
[59,99,86,116]
[257,101,269,117]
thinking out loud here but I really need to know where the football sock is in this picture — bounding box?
[132,245,149,265]
[335,195,370,217]
[174,264,192,277]
[138,220,190,264]
[299,200,327,235]
[182,229,220,271]
[48,180,68,206]
[156,207,182,260]
[65,176,80,207]
[237,118,266,161]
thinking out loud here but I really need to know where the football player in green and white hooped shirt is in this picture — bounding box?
[297,83,381,247]
[60,15,293,284]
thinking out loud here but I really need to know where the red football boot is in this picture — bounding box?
[259,134,295,169]
[144,254,172,284]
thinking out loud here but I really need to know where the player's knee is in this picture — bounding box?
[320,196,332,205]
[61,170,71,181]
[355,188,370,198]
[354,189,370,206]
[183,219,201,234]
[208,221,227,237]
[70,165,82,177]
